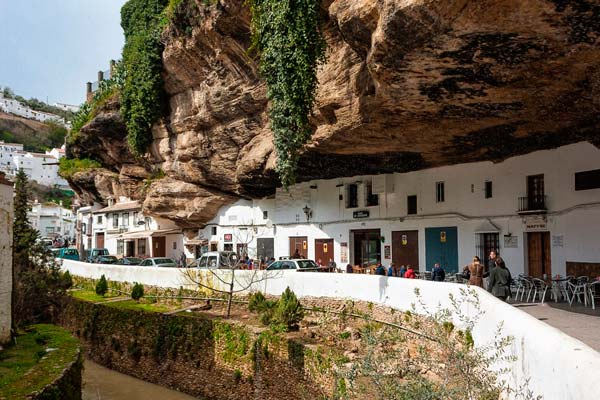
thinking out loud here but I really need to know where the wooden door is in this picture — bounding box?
[153,236,166,257]
[289,236,308,258]
[95,232,105,248]
[126,241,135,257]
[392,231,419,270]
[315,239,334,266]
[527,232,551,278]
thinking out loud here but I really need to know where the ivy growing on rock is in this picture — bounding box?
[120,0,169,155]
[248,0,327,187]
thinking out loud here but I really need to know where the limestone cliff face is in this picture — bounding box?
[67,0,600,228]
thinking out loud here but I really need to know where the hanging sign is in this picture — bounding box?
[440,231,447,243]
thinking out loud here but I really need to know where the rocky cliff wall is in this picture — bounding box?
[67,0,600,228]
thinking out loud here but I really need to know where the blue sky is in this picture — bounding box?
[0,0,126,106]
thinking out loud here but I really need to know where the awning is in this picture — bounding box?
[474,220,500,233]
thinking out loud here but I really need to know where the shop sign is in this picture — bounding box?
[224,234,232,242]
[340,242,348,263]
[440,231,447,243]
[353,210,370,219]
[302,240,307,250]
[323,243,328,253]
[524,216,546,231]
[504,235,518,248]
[552,235,564,247]
[402,234,407,246]
[384,245,391,259]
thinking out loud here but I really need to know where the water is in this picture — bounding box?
[82,360,197,400]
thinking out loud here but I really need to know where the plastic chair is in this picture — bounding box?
[588,281,600,310]
[567,279,588,306]
[531,278,550,303]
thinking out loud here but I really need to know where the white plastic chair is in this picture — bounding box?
[587,281,600,310]
[567,279,588,307]
[531,278,550,303]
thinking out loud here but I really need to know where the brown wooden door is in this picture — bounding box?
[153,236,166,257]
[527,232,551,278]
[392,230,419,270]
[315,239,334,265]
[95,232,105,248]
[289,236,308,258]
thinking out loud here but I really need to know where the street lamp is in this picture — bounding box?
[302,205,312,222]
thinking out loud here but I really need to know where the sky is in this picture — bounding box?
[0,0,127,106]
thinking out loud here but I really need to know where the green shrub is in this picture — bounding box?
[58,158,101,179]
[61,271,73,289]
[272,287,304,331]
[248,291,267,312]
[258,300,277,326]
[131,282,144,300]
[95,275,108,296]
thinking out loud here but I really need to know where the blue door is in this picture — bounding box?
[425,227,458,273]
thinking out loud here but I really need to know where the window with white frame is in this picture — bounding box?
[122,212,129,227]
[112,213,119,228]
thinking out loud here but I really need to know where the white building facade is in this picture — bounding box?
[2,150,68,187]
[0,92,65,125]
[0,141,23,171]
[29,201,75,242]
[0,173,13,343]
[196,142,600,278]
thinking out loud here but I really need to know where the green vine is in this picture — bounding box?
[120,0,169,155]
[247,0,326,187]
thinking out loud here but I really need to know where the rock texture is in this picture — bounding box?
[67,0,600,227]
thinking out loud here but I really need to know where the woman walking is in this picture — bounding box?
[488,257,512,301]
[463,256,485,288]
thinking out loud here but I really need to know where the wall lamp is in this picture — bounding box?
[302,205,312,222]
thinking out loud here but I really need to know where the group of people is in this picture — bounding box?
[462,250,512,301]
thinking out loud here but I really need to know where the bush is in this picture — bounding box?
[248,291,267,312]
[272,287,304,331]
[95,275,108,296]
[131,283,144,300]
[58,158,101,179]
[61,271,73,289]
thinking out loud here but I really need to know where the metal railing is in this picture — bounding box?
[518,194,547,213]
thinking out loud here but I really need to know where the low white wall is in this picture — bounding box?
[62,260,600,400]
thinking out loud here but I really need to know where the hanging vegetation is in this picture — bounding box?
[247,0,326,187]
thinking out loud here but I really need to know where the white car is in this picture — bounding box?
[139,257,177,268]
[195,251,239,269]
[266,259,319,271]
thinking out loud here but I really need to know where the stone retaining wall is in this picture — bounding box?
[29,349,83,400]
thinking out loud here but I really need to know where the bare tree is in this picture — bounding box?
[181,221,280,318]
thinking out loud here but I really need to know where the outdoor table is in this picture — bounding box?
[551,277,569,302]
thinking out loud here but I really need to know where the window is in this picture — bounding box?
[133,212,138,224]
[407,195,417,215]
[365,181,379,207]
[263,210,268,220]
[575,169,600,191]
[117,240,124,255]
[346,183,358,208]
[112,213,119,228]
[122,212,129,227]
[476,233,499,267]
[436,181,445,203]
[173,241,177,250]
[97,215,102,224]
[211,226,217,235]
[137,239,146,255]
[485,181,493,199]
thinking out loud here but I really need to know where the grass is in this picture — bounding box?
[106,300,174,313]
[70,289,120,303]
[0,324,79,399]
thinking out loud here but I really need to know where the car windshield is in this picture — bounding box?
[155,258,174,264]
[220,253,238,267]
[64,249,78,255]
[297,260,318,269]
[101,256,117,260]
[126,258,141,263]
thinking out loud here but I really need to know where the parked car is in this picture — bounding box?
[96,255,119,264]
[139,257,177,268]
[88,248,110,263]
[266,259,319,271]
[52,248,80,261]
[39,237,54,248]
[117,257,142,265]
[195,251,239,269]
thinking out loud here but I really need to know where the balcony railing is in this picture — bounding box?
[518,195,547,213]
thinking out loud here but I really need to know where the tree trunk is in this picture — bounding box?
[226,272,234,318]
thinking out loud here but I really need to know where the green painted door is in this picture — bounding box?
[425,227,458,273]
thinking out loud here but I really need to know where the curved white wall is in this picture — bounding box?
[62,260,600,400]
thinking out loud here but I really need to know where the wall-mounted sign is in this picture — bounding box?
[440,231,447,243]
[340,242,348,263]
[402,234,407,246]
[384,245,391,259]
[302,240,307,250]
[353,210,370,219]
[504,235,518,248]
[224,234,232,242]
[524,216,546,231]
[323,243,328,253]
[552,235,564,247]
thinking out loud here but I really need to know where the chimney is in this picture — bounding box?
[86,82,93,102]
[98,70,104,82]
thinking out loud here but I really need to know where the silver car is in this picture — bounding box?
[139,257,177,268]
[266,259,319,271]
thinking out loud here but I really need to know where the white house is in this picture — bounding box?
[29,201,75,242]
[0,92,65,126]
[9,151,68,187]
[76,197,184,261]
[0,141,24,172]
[0,172,13,344]
[53,102,80,113]
[196,141,600,279]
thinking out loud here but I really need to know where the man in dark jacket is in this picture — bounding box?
[375,263,386,276]
[431,263,446,282]
[488,257,512,301]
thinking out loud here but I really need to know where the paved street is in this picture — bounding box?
[514,302,600,352]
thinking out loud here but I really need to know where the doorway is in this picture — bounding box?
[289,237,308,258]
[95,232,105,249]
[425,227,458,272]
[152,236,166,257]
[392,231,419,270]
[351,229,381,267]
[257,238,274,262]
[315,239,334,265]
[125,240,135,257]
[527,232,551,278]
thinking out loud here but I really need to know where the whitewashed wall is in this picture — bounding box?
[0,180,13,343]
[62,260,600,400]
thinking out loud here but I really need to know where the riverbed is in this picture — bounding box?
[82,359,196,400]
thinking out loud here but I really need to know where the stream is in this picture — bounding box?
[82,359,196,400]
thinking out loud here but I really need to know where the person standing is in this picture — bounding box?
[431,263,445,281]
[404,265,416,279]
[375,263,386,276]
[484,250,498,288]
[399,265,407,278]
[464,256,484,288]
[328,258,337,272]
[387,263,395,277]
[488,257,512,301]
